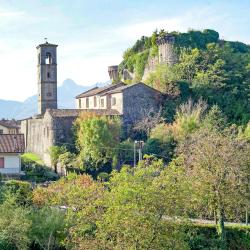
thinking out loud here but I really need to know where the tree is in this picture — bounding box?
[74,112,120,175]
[49,145,67,173]
[29,207,66,250]
[178,129,250,247]
[0,195,31,249]
[96,158,189,250]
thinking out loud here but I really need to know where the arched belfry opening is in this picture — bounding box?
[45,52,52,64]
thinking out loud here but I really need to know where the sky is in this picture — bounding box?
[0,0,250,101]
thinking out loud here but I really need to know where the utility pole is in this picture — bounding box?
[134,140,144,167]
[138,141,144,161]
[134,140,137,167]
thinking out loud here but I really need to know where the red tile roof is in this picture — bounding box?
[0,134,25,153]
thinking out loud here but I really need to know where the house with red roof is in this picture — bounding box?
[0,134,25,175]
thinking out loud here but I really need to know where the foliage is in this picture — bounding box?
[74,112,120,175]
[21,153,59,182]
[120,28,250,125]
[177,128,250,245]
[0,195,31,250]
[29,207,66,250]
[4,180,32,206]
[49,145,67,172]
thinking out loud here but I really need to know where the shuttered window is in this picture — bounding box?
[0,158,4,168]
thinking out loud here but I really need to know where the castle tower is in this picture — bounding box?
[108,65,119,82]
[157,35,177,65]
[37,41,58,115]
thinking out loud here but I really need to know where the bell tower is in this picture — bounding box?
[37,40,58,115]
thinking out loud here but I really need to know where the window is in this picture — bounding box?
[86,97,89,108]
[45,52,52,64]
[0,129,3,134]
[112,97,116,106]
[47,92,52,97]
[79,99,82,109]
[47,72,50,78]
[94,96,97,107]
[101,98,104,108]
[47,126,49,138]
[0,157,4,168]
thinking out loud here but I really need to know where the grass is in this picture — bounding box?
[21,153,44,165]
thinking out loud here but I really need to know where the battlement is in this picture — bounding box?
[156,34,175,45]
[157,35,177,65]
[108,65,119,82]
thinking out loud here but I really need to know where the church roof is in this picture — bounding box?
[46,109,81,118]
[103,82,163,95]
[76,82,125,98]
[46,109,121,118]
[0,134,25,153]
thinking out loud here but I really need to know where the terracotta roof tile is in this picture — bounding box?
[0,134,25,153]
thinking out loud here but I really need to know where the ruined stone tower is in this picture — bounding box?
[108,65,119,82]
[37,41,58,115]
[157,34,177,65]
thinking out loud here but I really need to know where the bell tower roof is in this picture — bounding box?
[36,41,58,49]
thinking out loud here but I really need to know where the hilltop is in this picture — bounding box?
[118,29,250,124]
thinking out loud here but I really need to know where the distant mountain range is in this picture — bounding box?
[0,79,108,120]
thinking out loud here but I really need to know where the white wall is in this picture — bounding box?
[76,96,106,109]
[0,124,9,134]
[0,153,21,174]
[111,93,123,114]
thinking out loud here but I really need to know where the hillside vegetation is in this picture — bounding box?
[119,29,250,124]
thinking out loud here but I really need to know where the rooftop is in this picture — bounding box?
[102,82,163,95]
[46,109,81,118]
[76,82,125,98]
[36,41,58,49]
[0,119,20,129]
[0,134,25,153]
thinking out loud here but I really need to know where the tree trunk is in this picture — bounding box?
[216,208,226,249]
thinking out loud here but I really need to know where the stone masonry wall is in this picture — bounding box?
[122,84,162,133]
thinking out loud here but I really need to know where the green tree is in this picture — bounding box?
[74,112,120,174]
[29,207,66,250]
[178,129,250,247]
[0,195,31,250]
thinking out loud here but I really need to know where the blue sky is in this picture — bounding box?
[0,0,250,101]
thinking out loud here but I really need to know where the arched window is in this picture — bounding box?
[45,52,52,64]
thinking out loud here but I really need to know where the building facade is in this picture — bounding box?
[0,134,25,175]
[0,120,20,134]
[76,82,163,132]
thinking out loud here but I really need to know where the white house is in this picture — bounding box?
[0,134,25,175]
[0,120,20,134]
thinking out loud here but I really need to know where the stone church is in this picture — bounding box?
[21,41,163,166]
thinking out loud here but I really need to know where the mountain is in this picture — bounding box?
[0,79,108,120]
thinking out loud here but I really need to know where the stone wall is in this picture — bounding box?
[122,84,162,133]
[142,55,159,81]
[21,111,77,167]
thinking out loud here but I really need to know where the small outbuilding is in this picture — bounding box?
[0,134,25,175]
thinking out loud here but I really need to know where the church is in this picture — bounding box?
[21,41,163,166]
